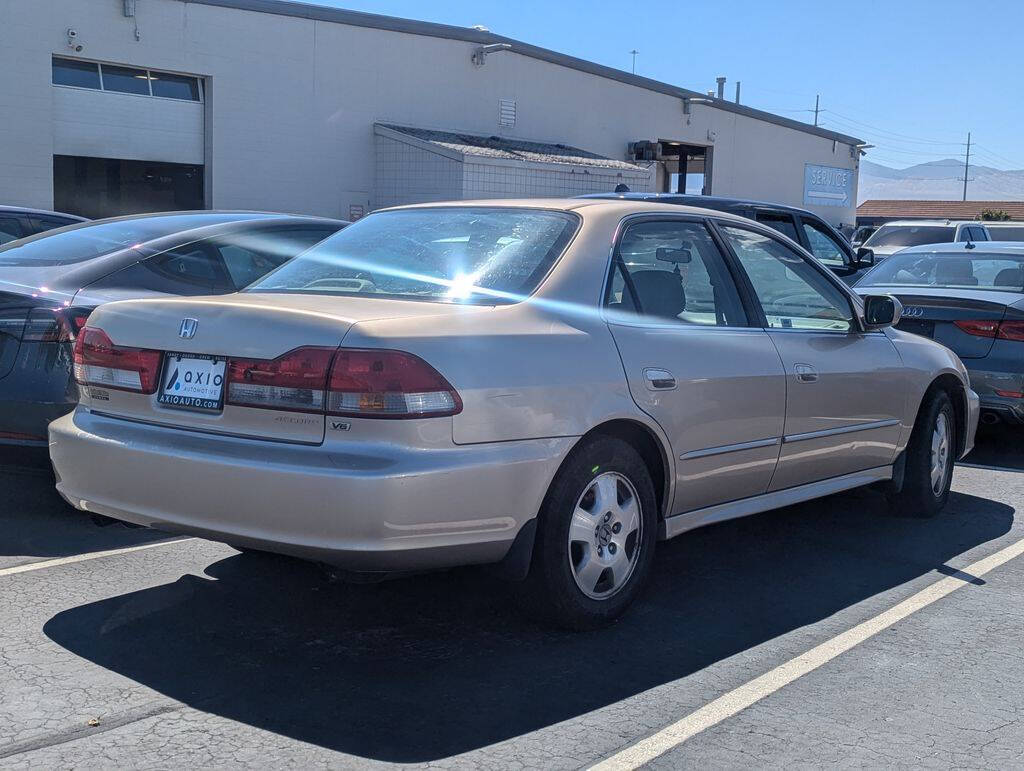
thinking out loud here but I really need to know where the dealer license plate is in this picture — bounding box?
[157,353,226,412]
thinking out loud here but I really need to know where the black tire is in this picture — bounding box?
[889,389,956,518]
[522,435,658,630]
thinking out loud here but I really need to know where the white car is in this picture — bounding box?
[861,220,992,261]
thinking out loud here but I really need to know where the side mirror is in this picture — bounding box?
[862,294,902,330]
[856,247,875,267]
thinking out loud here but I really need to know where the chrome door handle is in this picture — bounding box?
[643,368,676,390]
[795,363,818,383]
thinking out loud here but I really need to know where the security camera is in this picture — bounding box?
[67,28,77,37]
[66,28,83,51]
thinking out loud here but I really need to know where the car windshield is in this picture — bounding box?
[857,251,1024,292]
[0,214,266,267]
[248,207,580,303]
[863,224,956,248]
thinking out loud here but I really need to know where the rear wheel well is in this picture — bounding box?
[583,420,670,520]
[923,374,967,458]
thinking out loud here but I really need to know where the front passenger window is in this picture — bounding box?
[721,226,854,332]
[608,220,747,327]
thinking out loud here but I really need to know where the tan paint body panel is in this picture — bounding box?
[51,199,980,572]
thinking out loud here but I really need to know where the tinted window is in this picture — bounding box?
[754,211,800,242]
[150,72,201,101]
[0,216,24,245]
[101,64,151,95]
[722,226,854,332]
[864,225,956,248]
[801,218,848,267]
[970,227,988,241]
[217,227,338,288]
[857,252,1024,292]
[251,208,578,303]
[609,220,746,326]
[151,246,227,288]
[988,226,1024,241]
[27,215,80,235]
[52,58,101,89]
[0,214,267,266]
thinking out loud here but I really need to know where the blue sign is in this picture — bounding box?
[803,164,854,208]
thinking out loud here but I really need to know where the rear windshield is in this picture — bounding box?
[248,207,580,303]
[857,252,1024,292]
[0,214,266,267]
[863,225,956,249]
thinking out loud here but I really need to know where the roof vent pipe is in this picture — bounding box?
[735,80,741,104]
[716,76,726,99]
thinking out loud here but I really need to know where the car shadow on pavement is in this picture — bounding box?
[44,489,1012,763]
[0,463,165,563]
[961,425,1024,472]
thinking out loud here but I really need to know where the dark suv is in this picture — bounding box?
[581,193,871,283]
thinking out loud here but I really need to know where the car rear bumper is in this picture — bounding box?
[49,409,574,571]
[966,367,1024,425]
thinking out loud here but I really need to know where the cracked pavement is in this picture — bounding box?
[0,427,1022,768]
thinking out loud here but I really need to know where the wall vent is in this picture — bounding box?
[498,99,516,128]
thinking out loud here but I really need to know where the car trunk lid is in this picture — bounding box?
[77,292,488,442]
[883,289,1010,359]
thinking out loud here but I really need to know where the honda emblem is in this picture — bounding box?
[178,318,199,339]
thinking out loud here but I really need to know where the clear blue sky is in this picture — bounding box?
[290,0,1023,172]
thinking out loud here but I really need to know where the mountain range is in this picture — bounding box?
[857,159,1024,203]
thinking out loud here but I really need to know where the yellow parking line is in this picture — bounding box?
[591,535,1024,770]
[0,538,194,578]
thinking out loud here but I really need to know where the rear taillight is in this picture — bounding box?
[22,307,90,343]
[954,319,999,338]
[997,321,1024,342]
[226,347,335,412]
[72,327,162,393]
[955,319,1024,342]
[327,349,461,419]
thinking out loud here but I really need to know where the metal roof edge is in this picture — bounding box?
[181,0,865,147]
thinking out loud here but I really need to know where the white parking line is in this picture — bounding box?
[591,536,1024,770]
[0,538,193,578]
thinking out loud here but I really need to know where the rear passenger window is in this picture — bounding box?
[151,246,228,289]
[607,220,747,327]
[754,211,800,243]
[0,216,24,245]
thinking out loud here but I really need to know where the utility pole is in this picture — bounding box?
[813,94,820,127]
[629,49,638,74]
[962,131,972,201]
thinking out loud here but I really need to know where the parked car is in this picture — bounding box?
[0,211,346,444]
[50,199,978,629]
[980,222,1024,242]
[581,192,873,282]
[859,220,992,262]
[851,225,877,248]
[0,205,87,245]
[855,241,1024,427]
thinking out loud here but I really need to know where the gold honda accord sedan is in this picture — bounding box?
[49,199,979,629]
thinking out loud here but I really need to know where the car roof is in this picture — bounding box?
[893,241,1024,255]
[0,204,87,221]
[577,192,823,217]
[385,197,765,221]
[878,219,985,227]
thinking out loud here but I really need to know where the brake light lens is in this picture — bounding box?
[327,349,461,418]
[954,319,999,338]
[997,321,1024,342]
[226,347,335,412]
[72,327,162,393]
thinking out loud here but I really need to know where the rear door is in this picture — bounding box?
[716,222,906,490]
[605,216,786,515]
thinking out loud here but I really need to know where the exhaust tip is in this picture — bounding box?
[980,412,1001,426]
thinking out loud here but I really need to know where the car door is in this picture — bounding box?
[604,216,787,514]
[715,222,906,490]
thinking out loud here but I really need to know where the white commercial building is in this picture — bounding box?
[0,0,863,226]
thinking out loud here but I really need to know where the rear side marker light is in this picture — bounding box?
[72,327,161,393]
[327,349,461,419]
[226,347,335,412]
[995,389,1024,399]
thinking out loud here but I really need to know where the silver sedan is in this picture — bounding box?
[49,200,979,629]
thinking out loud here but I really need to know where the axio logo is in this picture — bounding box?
[179,318,199,339]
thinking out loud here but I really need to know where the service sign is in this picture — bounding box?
[803,164,854,208]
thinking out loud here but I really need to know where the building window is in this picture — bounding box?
[51,57,202,102]
[100,64,151,95]
[52,58,101,89]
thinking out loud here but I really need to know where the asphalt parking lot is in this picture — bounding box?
[1,428,1023,769]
